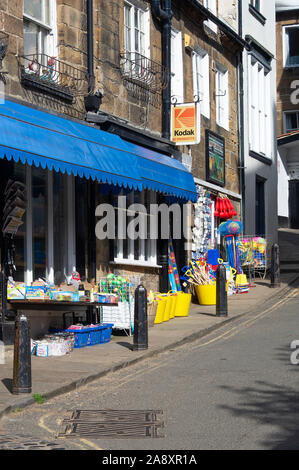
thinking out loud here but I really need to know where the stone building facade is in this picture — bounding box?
[0,0,242,192]
[0,0,243,306]
[170,0,241,197]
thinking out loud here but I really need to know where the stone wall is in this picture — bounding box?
[0,0,89,118]
[1,0,240,189]
[172,0,240,195]
[93,0,163,133]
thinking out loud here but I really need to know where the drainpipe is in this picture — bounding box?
[238,0,246,233]
[86,0,96,281]
[151,0,172,140]
[85,0,103,112]
[87,0,95,93]
[151,1,172,293]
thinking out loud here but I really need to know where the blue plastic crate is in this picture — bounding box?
[100,323,114,344]
[66,328,90,348]
[49,324,114,348]
[88,327,102,346]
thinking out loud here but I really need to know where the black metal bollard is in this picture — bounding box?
[12,314,32,394]
[270,243,281,288]
[216,264,228,317]
[133,285,148,351]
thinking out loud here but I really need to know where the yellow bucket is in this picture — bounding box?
[169,293,177,319]
[174,292,191,317]
[154,295,167,324]
[162,294,171,322]
[195,282,229,306]
[236,274,247,286]
[195,284,216,305]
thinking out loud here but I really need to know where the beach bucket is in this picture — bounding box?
[154,295,167,324]
[195,284,216,305]
[235,274,248,286]
[195,282,230,306]
[174,292,191,317]
[168,291,178,319]
[162,294,171,322]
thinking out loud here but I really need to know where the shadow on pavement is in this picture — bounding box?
[218,378,299,449]
[116,342,134,351]
[2,378,13,394]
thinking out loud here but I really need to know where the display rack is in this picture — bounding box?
[98,276,141,336]
[238,236,268,281]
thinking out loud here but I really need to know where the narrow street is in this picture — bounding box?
[1,287,298,450]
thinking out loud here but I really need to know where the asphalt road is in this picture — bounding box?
[1,287,299,450]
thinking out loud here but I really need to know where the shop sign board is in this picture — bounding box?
[171,102,200,145]
[206,130,225,187]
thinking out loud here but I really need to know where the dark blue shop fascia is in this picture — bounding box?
[0,100,197,202]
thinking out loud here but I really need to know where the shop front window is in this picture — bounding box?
[32,167,47,280]
[114,190,157,266]
[2,163,76,286]
[53,173,68,285]
[11,164,27,282]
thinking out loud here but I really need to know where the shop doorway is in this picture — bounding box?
[289,180,299,229]
[256,177,265,237]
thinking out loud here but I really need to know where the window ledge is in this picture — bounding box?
[216,121,230,132]
[249,150,272,165]
[284,64,299,70]
[249,5,266,25]
[204,19,218,35]
[111,259,162,269]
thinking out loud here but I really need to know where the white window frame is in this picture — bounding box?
[203,0,218,34]
[192,48,210,119]
[248,54,272,159]
[171,29,184,104]
[24,167,75,285]
[215,63,229,130]
[124,0,150,59]
[250,0,261,12]
[23,0,57,57]
[283,110,299,133]
[283,25,299,69]
[114,190,157,267]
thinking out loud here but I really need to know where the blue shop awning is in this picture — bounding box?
[123,142,198,203]
[0,100,197,202]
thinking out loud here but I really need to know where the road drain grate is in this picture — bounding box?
[57,410,165,439]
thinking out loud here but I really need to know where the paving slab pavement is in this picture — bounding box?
[0,273,298,420]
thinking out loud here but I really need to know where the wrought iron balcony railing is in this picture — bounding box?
[18,54,92,103]
[120,51,169,93]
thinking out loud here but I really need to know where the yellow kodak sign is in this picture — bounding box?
[171,102,200,145]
